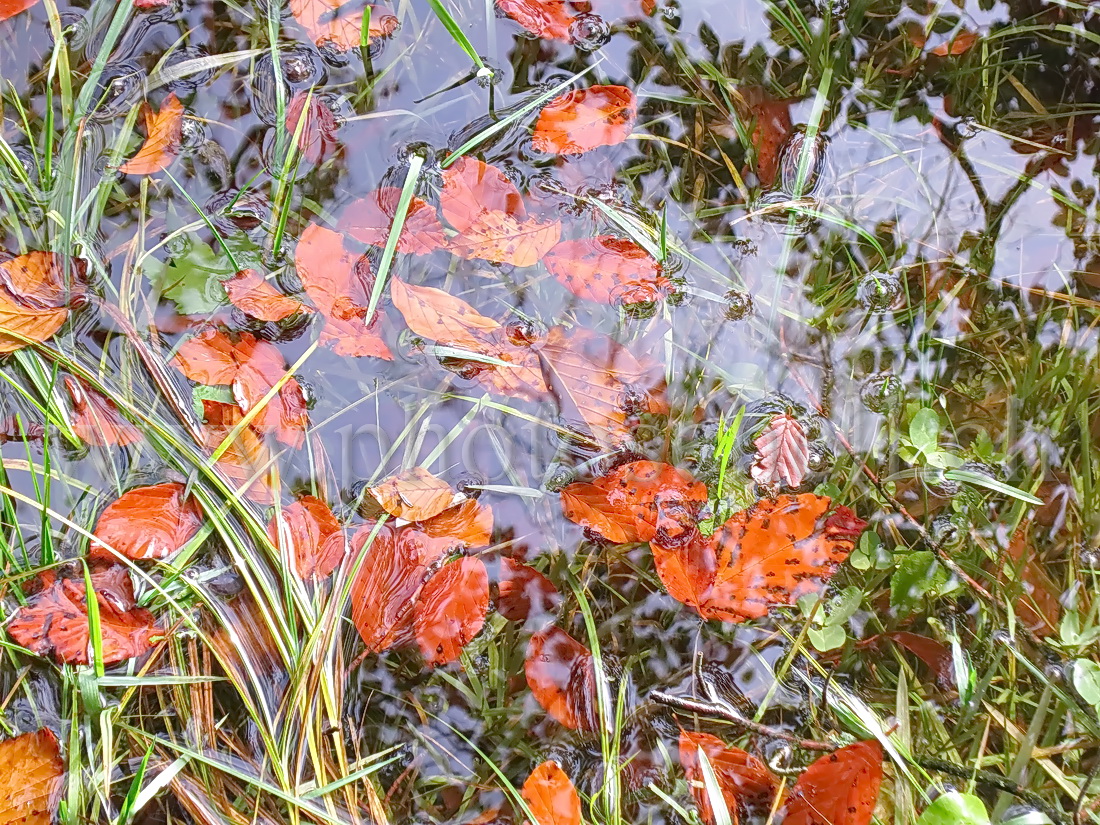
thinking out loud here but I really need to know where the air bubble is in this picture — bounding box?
[929,514,962,548]
[806,443,834,473]
[723,289,754,320]
[859,373,903,414]
[179,117,207,150]
[856,271,902,311]
[570,14,611,50]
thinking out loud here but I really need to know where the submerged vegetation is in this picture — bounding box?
[2,0,1100,823]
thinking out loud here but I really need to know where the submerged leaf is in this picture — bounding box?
[369,467,462,521]
[525,626,599,731]
[223,269,310,322]
[340,188,446,255]
[544,236,670,305]
[532,85,637,154]
[414,556,490,666]
[678,731,779,825]
[521,760,582,825]
[268,495,345,579]
[750,413,809,489]
[0,729,64,825]
[286,92,339,165]
[199,400,277,505]
[90,482,204,561]
[0,252,74,353]
[289,0,398,51]
[780,741,883,825]
[495,0,574,41]
[120,94,184,175]
[64,376,142,447]
[496,557,560,622]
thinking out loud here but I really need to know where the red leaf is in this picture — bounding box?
[268,495,345,579]
[289,0,398,50]
[414,556,490,666]
[678,731,779,825]
[286,92,339,165]
[120,94,184,175]
[340,188,446,255]
[532,85,637,154]
[524,626,599,731]
[223,269,311,322]
[544,236,670,305]
[7,566,161,665]
[496,557,560,622]
[781,741,883,825]
[0,729,64,825]
[521,760,582,825]
[295,223,394,359]
[369,467,460,521]
[90,482,203,561]
[64,376,141,447]
[651,494,867,622]
[0,0,41,21]
[561,461,707,543]
[495,0,574,41]
[750,413,810,489]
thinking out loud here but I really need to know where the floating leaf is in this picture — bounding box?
[495,0,574,41]
[412,498,494,551]
[414,556,490,666]
[289,0,398,51]
[0,729,64,825]
[286,92,339,165]
[779,741,883,825]
[544,236,670,305]
[295,224,393,359]
[7,566,162,665]
[340,188,446,255]
[369,467,461,522]
[90,482,203,561]
[678,731,779,825]
[524,626,599,731]
[521,760,582,825]
[120,94,184,175]
[268,495,345,579]
[64,376,142,447]
[446,211,562,268]
[532,85,637,154]
[223,269,310,322]
[561,461,707,544]
[497,557,560,622]
[199,400,277,505]
[0,252,73,354]
[651,494,867,622]
[750,413,809,489]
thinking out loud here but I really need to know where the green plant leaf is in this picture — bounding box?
[908,407,941,455]
[891,550,948,613]
[1072,659,1100,707]
[851,530,892,570]
[808,624,846,651]
[915,792,990,825]
[148,233,263,315]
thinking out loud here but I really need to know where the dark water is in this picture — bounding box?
[2,0,1099,822]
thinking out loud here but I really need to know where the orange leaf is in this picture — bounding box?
[544,236,670,305]
[268,495,345,579]
[286,92,339,165]
[289,0,398,51]
[414,498,494,551]
[414,556,490,666]
[90,482,203,561]
[780,741,883,825]
[340,188,446,255]
[561,461,707,544]
[446,211,562,267]
[64,376,142,447]
[521,760,582,825]
[369,467,460,521]
[537,325,667,447]
[173,326,240,385]
[0,251,74,353]
[651,494,867,622]
[931,29,978,56]
[0,0,41,21]
[223,269,310,322]
[678,731,779,825]
[524,626,599,731]
[199,400,277,505]
[295,223,393,359]
[532,85,637,154]
[7,566,161,665]
[750,413,809,489]
[495,0,574,41]
[0,729,64,825]
[496,557,560,622]
[120,94,184,175]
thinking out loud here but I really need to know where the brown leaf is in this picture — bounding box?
[268,495,345,579]
[561,461,707,543]
[544,236,670,305]
[223,269,311,322]
[7,566,162,665]
[496,557,560,622]
[414,556,490,666]
[199,400,277,505]
[295,223,394,359]
[741,88,792,188]
[1002,528,1061,637]
[780,741,883,825]
[750,413,809,489]
[0,729,64,825]
[340,188,446,255]
[286,92,339,165]
[931,29,978,56]
[0,0,41,21]
[64,376,142,447]
[120,94,184,175]
[90,482,204,561]
[495,0,574,41]
[289,0,398,51]
[678,730,779,825]
[532,85,637,154]
[413,498,494,551]
[521,760,582,825]
[524,626,599,731]
[0,252,74,353]
[651,494,867,622]
[369,467,460,522]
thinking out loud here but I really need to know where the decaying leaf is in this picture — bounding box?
[286,92,339,165]
[64,376,142,447]
[532,85,637,154]
[0,252,74,353]
[199,400,277,505]
[779,741,883,825]
[740,88,793,188]
[561,461,707,544]
[521,760,582,825]
[120,93,184,175]
[268,495,345,579]
[678,731,778,825]
[543,236,671,305]
[414,556,490,666]
[750,413,810,489]
[340,188,446,255]
[930,29,979,57]
[369,467,461,521]
[7,565,162,665]
[496,557,560,622]
[295,223,393,359]
[495,0,574,41]
[90,482,204,561]
[223,269,310,322]
[651,494,867,622]
[525,626,599,731]
[289,0,398,51]
[1001,527,1061,638]
[0,729,64,825]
